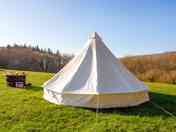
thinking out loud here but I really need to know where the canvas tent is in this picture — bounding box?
[43,32,149,108]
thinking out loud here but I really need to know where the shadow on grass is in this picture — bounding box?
[24,86,176,118]
[85,92,176,118]
[26,85,43,91]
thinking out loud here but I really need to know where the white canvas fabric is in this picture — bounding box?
[43,32,149,108]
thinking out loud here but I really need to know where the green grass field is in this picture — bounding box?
[0,69,176,132]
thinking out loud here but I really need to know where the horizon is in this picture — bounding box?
[0,0,176,56]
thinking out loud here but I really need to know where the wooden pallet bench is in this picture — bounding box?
[5,72,27,88]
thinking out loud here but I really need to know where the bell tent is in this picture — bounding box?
[43,32,149,108]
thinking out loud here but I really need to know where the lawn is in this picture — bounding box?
[0,69,176,132]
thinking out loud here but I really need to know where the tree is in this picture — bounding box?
[7,44,11,48]
[47,48,53,54]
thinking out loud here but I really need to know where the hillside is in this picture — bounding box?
[0,45,73,73]
[0,69,176,131]
[121,52,176,84]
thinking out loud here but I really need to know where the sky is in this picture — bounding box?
[0,0,176,56]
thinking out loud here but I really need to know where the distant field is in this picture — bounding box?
[0,69,176,132]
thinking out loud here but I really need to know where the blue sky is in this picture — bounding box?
[0,0,176,56]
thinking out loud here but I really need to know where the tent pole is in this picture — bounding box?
[96,94,100,127]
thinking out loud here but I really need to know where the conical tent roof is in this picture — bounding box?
[43,32,148,94]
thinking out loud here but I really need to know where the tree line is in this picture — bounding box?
[121,52,176,84]
[1,44,176,84]
[0,44,73,72]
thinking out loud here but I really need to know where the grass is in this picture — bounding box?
[0,69,176,132]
